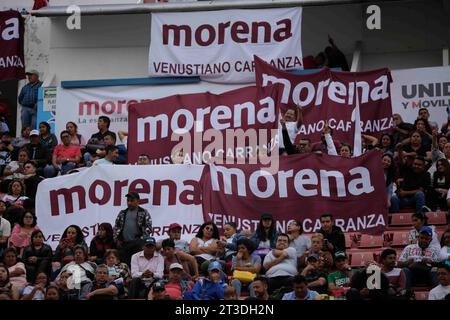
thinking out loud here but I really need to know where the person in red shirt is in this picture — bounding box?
[44,130,81,177]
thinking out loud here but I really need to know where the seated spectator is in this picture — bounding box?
[66,121,86,147]
[318,213,345,254]
[80,264,119,300]
[251,213,278,257]
[38,122,58,155]
[137,154,150,165]
[346,263,390,300]
[428,264,450,300]
[0,200,10,257]
[84,116,116,166]
[0,132,13,178]
[184,261,226,300]
[189,222,219,275]
[94,133,127,164]
[1,179,28,207]
[263,233,297,293]
[129,237,164,299]
[12,126,31,149]
[299,233,334,269]
[397,131,432,163]
[89,223,116,265]
[56,245,97,284]
[411,118,433,150]
[44,285,60,300]
[24,129,51,177]
[287,220,311,258]
[248,276,270,300]
[382,153,396,209]
[408,212,440,248]
[231,238,261,298]
[148,263,193,300]
[417,108,438,132]
[44,130,82,177]
[9,210,40,255]
[161,238,198,280]
[430,133,450,174]
[56,271,81,300]
[22,230,53,283]
[282,274,319,300]
[380,248,408,297]
[2,148,29,182]
[300,253,328,294]
[104,249,131,288]
[0,263,20,300]
[93,145,119,166]
[439,230,450,266]
[22,271,49,300]
[158,223,189,253]
[377,134,395,155]
[52,225,88,274]
[216,221,242,262]
[390,156,430,214]
[2,247,27,290]
[22,160,43,200]
[328,251,352,293]
[148,281,170,300]
[428,159,450,211]
[398,226,441,287]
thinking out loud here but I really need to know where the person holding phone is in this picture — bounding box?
[319,213,345,254]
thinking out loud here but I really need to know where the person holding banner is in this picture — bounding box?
[113,191,152,266]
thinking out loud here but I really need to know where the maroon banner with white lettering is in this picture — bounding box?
[255,56,393,148]
[128,85,281,164]
[201,150,388,234]
[0,10,25,81]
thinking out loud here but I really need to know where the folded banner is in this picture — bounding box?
[127,85,281,165]
[201,150,388,234]
[0,10,25,81]
[254,56,393,148]
[35,165,205,249]
[149,8,303,83]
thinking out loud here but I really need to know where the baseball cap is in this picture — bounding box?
[334,251,347,260]
[125,191,140,200]
[169,263,184,271]
[419,226,433,236]
[30,129,39,136]
[307,253,320,261]
[261,213,273,220]
[152,281,165,292]
[168,223,182,231]
[208,261,222,272]
[144,237,156,246]
[25,69,39,77]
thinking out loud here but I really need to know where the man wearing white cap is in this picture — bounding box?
[18,70,42,129]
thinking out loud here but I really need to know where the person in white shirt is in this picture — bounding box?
[263,233,297,293]
[129,237,164,299]
[278,107,302,149]
[428,264,450,300]
[93,145,118,166]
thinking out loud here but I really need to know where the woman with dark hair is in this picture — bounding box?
[251,213,278,255]
[189,222,219,275]
[39,121,58,155]
[2,247,27,290]
[287,220,311,258]
[230,238,261,298]
[216,222,241,262]
[52,225,88,274]
[408,213,440,248]
[398,131,432,162]
[89,223,116,264]
[66,121,86,147]
[428,159,450,210]
[439,230,450,266]
[412,118,433,149]
[22,271,49,300]
[339,143,352,158]
[56,245,97,283]
[22,230,53,282]
[2,148,29,181]
[0,263,19,300]
[382,153,396,209]
[9,210,39,255]
[1,179,28,207]
[378,134,395,154]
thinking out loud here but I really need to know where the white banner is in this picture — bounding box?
[391,66,450,129]
[36,165,205,249]
[149,7,303,83]
[55,82,244,144]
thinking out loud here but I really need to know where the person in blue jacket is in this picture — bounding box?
[183,261,226,300]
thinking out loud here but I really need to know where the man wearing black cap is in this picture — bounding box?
[300,253,328,294]
[18,70,42,129]
[113,191,152,266]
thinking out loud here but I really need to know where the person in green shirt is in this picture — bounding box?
[328,251,352,291]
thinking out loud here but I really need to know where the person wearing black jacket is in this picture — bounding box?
[24,130,51,176]
[318,213,346,254]
[22,230,53,283]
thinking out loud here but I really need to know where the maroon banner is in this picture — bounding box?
[254,56,393,148]
[0,10,25,81]
[201,150,388,234]
[128,85,281,164]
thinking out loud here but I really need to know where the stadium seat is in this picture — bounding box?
[349,251,375,267]
[390,213,413,226]
[426,211,447,225]
[389,231,410,247]
[344,233,359,248]
[359,234,383,248]
[414,291,429,300]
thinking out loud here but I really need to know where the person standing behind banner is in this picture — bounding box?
[113,191,152,266]
[18,70,42,130]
